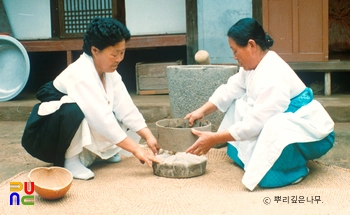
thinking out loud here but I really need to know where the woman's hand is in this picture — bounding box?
[184,102,218,126]
[145,135,159,155]
[133,147,163,167]
[116,136,162,167]
[185,129,216,155]
[137,127,160,155]
[186,129,235,155]
[184,110,205,127]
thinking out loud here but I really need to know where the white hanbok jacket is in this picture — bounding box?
[39,53,146,165]
[209,51,334,191]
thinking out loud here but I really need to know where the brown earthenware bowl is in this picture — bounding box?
[28,167,73,200]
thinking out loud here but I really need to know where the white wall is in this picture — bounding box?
[125,0,186,35]
[3,0,51,40]
[197,0,252,64]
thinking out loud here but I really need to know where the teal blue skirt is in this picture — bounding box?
[226,88,335,188]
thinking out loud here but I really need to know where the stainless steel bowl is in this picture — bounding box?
[0,35,30,101]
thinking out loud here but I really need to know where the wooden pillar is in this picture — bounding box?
[324,72,331,96]
[66,50,73,65]
[252,0,263,25]
[186,0,198,65]
[50,0,60,38]
[116,0,126,25]
[0,0,13,35]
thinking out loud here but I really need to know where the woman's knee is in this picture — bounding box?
[259,165,309,188]
[296,131,334,160]
[59,103,84,120]
[271,144,307,171]
[226,144,244,169]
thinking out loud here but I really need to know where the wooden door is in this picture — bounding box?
[262,0,328,62]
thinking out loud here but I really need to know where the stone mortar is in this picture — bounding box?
[156,118,211,152]
[166,65,238,133]
[153,118,211,178]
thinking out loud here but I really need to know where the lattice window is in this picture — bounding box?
[58,0,117,38]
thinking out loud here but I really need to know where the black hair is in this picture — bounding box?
[227,18,273,50]
[82,18,131,56]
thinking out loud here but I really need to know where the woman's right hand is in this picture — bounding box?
[184,109,205,127]
[184,102,218,127]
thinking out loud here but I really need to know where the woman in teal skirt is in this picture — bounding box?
[185,18,334,191]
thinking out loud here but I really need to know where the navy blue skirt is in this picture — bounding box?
[21,82,84,167]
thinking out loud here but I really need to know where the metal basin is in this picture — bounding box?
[0,35,30,101]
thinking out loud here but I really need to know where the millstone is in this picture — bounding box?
[152,152,207,178]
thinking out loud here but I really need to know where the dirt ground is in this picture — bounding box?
[1,121,349,183]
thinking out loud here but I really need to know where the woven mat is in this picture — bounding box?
[1,148,350,215]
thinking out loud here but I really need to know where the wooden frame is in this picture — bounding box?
[20,34,186,65]
[57,0,118,38]
[51,0,125,39]
[288,61,350,96]
[135,60,182,95]
[252,0,262,25]
[186,0,198,65]
[22,0,191,66]
[262,0,328,62]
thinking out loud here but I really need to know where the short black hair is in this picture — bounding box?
[227,18,273,50]
[82,18,131,56]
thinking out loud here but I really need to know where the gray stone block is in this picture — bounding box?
[166,65,238,132]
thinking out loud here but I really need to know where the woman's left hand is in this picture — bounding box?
[185,129,216,155]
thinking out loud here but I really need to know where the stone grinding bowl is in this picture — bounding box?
[156,118,211,152]
[28,167,73,200]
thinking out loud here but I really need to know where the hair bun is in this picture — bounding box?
[265,35,274,48]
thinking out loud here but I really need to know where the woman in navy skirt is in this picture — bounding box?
[22,18,161,180]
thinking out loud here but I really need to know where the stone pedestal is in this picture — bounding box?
[166,65,238,132]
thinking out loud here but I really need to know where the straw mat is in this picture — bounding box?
[1,148,350,215]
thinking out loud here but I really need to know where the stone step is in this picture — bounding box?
[0,93,350,123]
[315,95,350,123]
[0,93,171,122]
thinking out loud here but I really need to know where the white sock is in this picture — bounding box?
[107,153,121,163]
[94,153,121,164]
[64,155,94,180]
[292,167,309,185]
